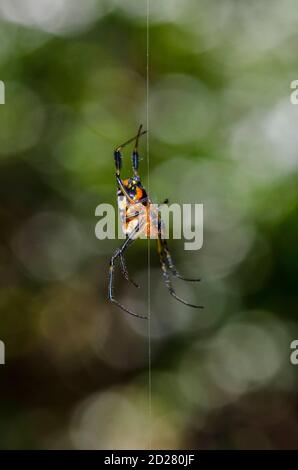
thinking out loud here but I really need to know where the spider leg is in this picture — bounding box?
[108,224,147,319]
[115,127,147,153]
[114,149,122,176]
[114,125,146,190]
[131,124,143,177]
[116,174,135,204]
[157,204,200,282]
[114,125,146,178]
[161,238,201,282]
[119,251,139,288]
[157,235,203,309]
[118,206,144,288]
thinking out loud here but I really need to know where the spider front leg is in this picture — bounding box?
[114,125,147,177]
[108,224,147,319]
[114,144,135,203]
[114,147,132,201]
[114,148,122,176]
[131,124,143,177]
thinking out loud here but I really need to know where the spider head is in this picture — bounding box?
[120,176,146,202]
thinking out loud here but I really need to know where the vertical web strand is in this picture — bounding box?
[146,0,151,451]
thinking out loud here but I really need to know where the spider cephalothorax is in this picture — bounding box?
[108,125,203,319]
[117,176,148,203]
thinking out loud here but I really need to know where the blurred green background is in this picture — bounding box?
[0,0,298,449]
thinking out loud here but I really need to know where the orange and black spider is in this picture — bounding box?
[108,125,203,319]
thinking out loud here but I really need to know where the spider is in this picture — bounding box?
[108,125,203,319]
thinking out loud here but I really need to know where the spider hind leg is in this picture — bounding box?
[157,237,203,309]
[119,253,139,288]
[161,238,201,282]
[108,224,147,319]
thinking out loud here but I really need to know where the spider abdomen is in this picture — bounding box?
[117,195,162,239]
